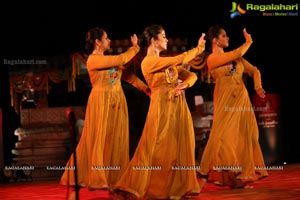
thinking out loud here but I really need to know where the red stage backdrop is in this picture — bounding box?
[252,93,281,165]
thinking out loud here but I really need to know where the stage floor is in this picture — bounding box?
[1,163,300,200]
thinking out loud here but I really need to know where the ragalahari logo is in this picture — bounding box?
[230,2,246,19]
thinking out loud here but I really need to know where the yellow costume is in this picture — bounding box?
[199,41,268,185]
[60,46,149,190]
[114,45,204,199]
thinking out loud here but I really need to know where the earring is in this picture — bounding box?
[216,41,220,46]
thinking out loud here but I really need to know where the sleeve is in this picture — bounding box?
[182,44,205,64]
[207,41,252,70]
[142,45,205,74]
[177,67,198,88]
[241,57,262,90]
[121,69,150,95]
[86,46,140,70]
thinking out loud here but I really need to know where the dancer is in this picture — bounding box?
[198,26,268,190]
[60,27,150,199]
[114,24,206,199]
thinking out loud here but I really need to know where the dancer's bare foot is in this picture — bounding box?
[183,192,200,199]
[230,179,254,189]
[196,171,208,193]
[199,178,207,192]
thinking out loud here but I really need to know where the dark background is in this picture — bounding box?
[1,1,299,164]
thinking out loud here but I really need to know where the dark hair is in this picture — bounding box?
[138,24,164,49]
[85,27,105,54]
[205,25,224,53]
